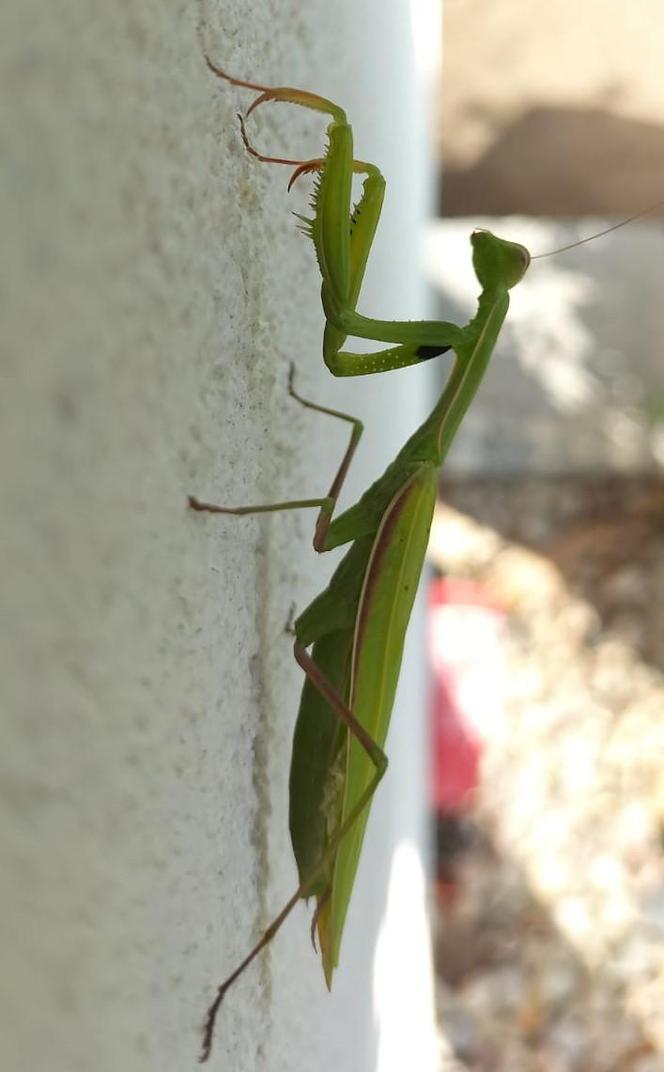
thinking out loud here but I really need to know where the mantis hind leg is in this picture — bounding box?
[198,642,387,1063]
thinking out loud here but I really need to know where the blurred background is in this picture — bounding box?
[426,3,664,1070]
[3,2,662,1068]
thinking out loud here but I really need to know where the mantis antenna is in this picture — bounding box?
[531,197,664,259]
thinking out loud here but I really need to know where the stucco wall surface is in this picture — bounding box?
[1,2,438,1070]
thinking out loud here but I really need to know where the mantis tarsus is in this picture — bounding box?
[192,57,655,1063]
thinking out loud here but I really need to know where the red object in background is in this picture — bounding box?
[430,663,482,813]
[428,577,506,904]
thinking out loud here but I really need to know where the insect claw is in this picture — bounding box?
[284,600,297,636]
[246,90,278,117]
[288,160,324,192]
[309,891,329,954]
[310,909,319,953]
[237,113,252,154]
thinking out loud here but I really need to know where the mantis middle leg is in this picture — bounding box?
[188,364,362,552]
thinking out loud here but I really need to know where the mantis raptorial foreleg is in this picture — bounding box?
[205,57,464,376]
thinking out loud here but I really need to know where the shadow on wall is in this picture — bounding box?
[441,106,664,217]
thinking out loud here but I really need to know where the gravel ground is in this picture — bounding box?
[429,477,664,1072]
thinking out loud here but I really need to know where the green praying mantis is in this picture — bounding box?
[191,57,657,1064]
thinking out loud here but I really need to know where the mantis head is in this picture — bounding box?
[471,229,530,291]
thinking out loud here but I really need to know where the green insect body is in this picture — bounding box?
[289,230,528,981]
[192,59,530,1063]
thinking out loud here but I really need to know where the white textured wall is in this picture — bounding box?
[1,2,438,1070]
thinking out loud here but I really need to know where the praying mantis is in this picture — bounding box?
[191,57,655,1063]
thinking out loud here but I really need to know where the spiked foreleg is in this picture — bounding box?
[324,332,453,377]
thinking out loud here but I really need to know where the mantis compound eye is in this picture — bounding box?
[516,243,531,270]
